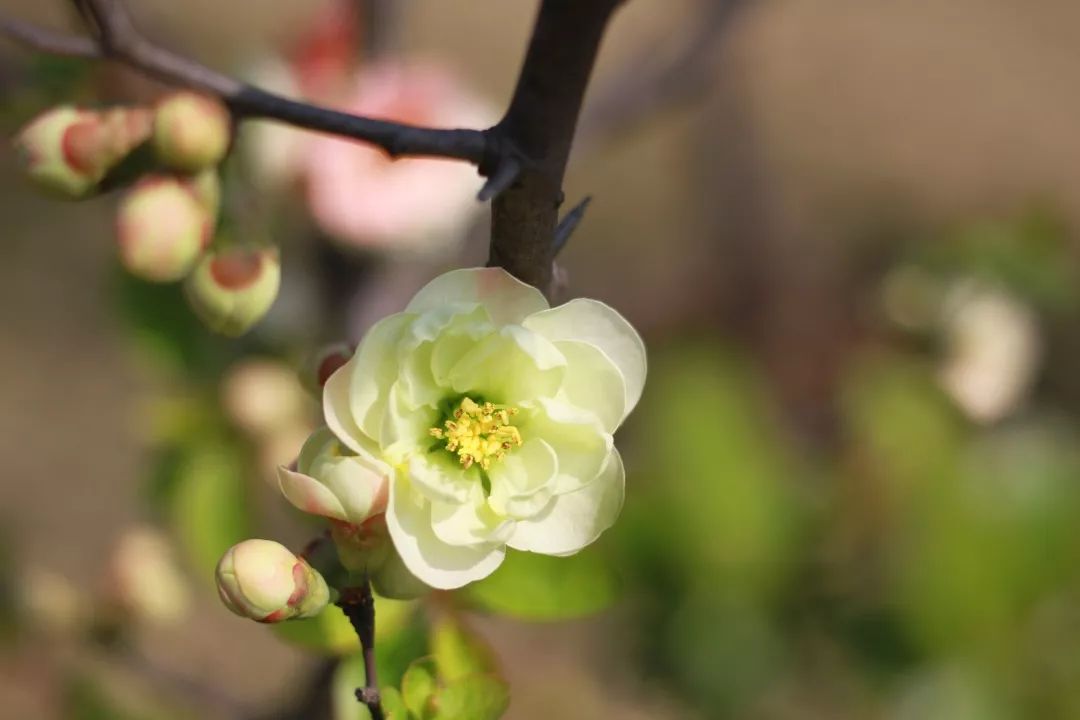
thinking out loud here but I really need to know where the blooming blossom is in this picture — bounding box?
[302,62,496,256]
[278,267,646,589]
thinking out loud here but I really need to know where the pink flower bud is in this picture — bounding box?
[301,341,354,395]
[116,176,211,282]
[153,92,231,172]
[184,246,281,336]
[14,105,154,199]
[215,539,330,623]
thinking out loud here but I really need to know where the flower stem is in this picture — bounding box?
[336,579,385,720]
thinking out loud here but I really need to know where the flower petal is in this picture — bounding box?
[347,312,415,440]
[523,299,646,422]
[430,485,514,546]
[386,479,505,589]
[277,466,348,522]
[407,451,476,504]
[448,326,565,404]
[319,455,390,523]
[508,448,625,556]
[488,438,558,519]
[525,398,613,493]
[323,357,379,456]
[380,383,440,464]
[406,267,549,325]
[554,340,627,433]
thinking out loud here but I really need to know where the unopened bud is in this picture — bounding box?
[184,246,281,336]
[14,105,152,198]
[106,526,190,624]
[116,176,211,282]
[328,515,428,600]
[216,539,330,623]
[182,168,222,221]
[153,92,231,172]
[301,342,354,395]
[221,358,311,437]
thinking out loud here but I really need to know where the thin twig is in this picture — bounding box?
[0,17,98,58]
[336,580,384,720]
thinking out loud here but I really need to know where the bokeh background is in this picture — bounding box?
[4,0,1080,718]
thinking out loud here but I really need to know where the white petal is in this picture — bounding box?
[319,455,390,524]
[347,313,414,440]
[488,438,558,518]
[448,326,565,405]
[407,451,476,504]
[386,479,506,590]
[508,448,625,556]
[523,299,646,422]
[525,398,613,493]
[554,340,627,433]
[323,358,379,456]
[406,267,549,325]
[277,466,348,521]
[380,383,440,464]
[431,486,514,546]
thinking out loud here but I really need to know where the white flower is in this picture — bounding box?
[279,267,646,589]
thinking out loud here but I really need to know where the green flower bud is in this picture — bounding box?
[116,176,211,282]
[215,539,330,623]
[14,105,152,199]
[184,246,281,336]
[153,92,231,172]
[301,342,354,396]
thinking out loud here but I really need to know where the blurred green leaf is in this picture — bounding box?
[461,548,618,620]
[169,438,249,580]
[432,674,509,720]
[273,599,419,658]
[430,613,497,682]
[332,654,372,720]
[401,658,439,719]
[380,687,410,720]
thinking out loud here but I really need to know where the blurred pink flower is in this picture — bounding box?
[302,62,497,256]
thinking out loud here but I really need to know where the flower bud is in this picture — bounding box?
[106,526,190,624]
[301,342,354,396]
[153,92,231,172]
[184,246,281,336]
[221,358,311,437]
[328,516,428,601]
[14,105,152,198]
[116,176,211,282]
[215,539,330,623]
[182,168,222,221]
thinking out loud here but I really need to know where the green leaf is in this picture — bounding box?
[332,654,372,720]
[431,613,497,682]
[460,548,619,620]
[401,658,439,719]
[273,598,420,657]
[169,438,249,580]
[380,687,411,720]
[432,674,509,720]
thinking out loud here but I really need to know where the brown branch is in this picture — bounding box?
[337,580,384,720]
[578,0,746,142]
[0,2,495,167]
[0,17,98,58]
[488,0,625,293]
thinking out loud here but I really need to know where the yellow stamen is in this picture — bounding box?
[430,397,523,470]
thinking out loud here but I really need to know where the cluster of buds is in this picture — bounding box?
[13,92,279,336]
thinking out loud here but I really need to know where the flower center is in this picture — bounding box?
[429,397,522,470]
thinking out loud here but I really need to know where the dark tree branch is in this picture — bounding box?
[488,0,625,294]
[337,580,384,720]
[0,2,494,167]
